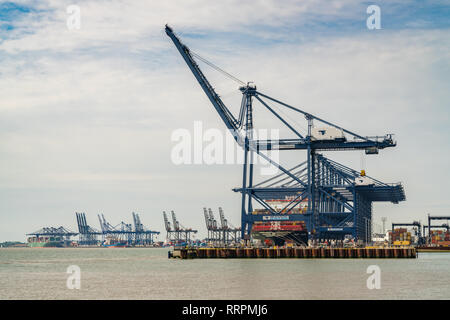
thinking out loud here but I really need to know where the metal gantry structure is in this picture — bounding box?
[426,214,450,243]
[204,208,220,243]
[204,207,241,246]
[97,212,159,245]
[163,210,198,245]
[132,212,160,245]
[218,207,241,244]
[166,25,406,243]
[76,212,101,245]
[76,212,158,246]
[27,226,78,243]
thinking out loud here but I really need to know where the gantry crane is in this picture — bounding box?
[96,212,159,246]
[218,207,241,244]
[208,208,219,242]
[166,25,405,243]
[203,208,213,241]
[132,212,159,245]
[163,211,173,238]
[76,212,101,245]
[163,210,198,245]
[426,214,450,244]
[204,207,219,243]
[203,207,241,246]
[27,226,78,246]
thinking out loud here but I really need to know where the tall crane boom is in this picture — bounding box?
[165,24,244,146]
[219,207,227,229]
[98,214,104,233]
[171,210,179,231]
[163,211,171,232]
[203,207,210,229]
[208,208,217,229]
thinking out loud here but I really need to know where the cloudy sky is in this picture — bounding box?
[0,0,449,241]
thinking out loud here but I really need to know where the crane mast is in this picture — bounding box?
[165,25,243,146]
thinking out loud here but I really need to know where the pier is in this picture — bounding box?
[170,247,417,259]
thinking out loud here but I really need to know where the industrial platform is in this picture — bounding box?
[169,247,417,259]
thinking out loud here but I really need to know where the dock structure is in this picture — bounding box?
[170,247,417,259]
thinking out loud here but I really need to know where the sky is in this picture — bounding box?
[0,0,449,241]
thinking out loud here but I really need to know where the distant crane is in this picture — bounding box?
[163,211,172,232]
[204,207,218,243]
[163,210,197,245]
[131,212,159,245]
[218,207,241,245]
[26,226,78,246]
[426,214,450,244]
[96,212,159,246]
[76,212,101,245]
[203,207,240,246]
[208,208,219,243]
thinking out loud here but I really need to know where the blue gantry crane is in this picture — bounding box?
[26,226,78,246]
[165,25,405,243]
[97,212,159,245]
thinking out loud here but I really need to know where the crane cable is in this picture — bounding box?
[190,50,246,86]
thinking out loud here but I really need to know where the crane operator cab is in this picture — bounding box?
[310,127,346,142]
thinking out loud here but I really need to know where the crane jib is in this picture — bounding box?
[165,25,395,152]
[165,26,241,135]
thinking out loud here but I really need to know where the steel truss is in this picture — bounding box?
[76,212,101,245]
[27,226,78,244]
[163,210,197,245]
[98,212,159,246]
[204,207,241,246]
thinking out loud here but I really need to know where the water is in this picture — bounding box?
[0,248,449,299]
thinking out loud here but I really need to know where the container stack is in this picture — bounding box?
[389,228,411,246]
[430,230,450,246]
